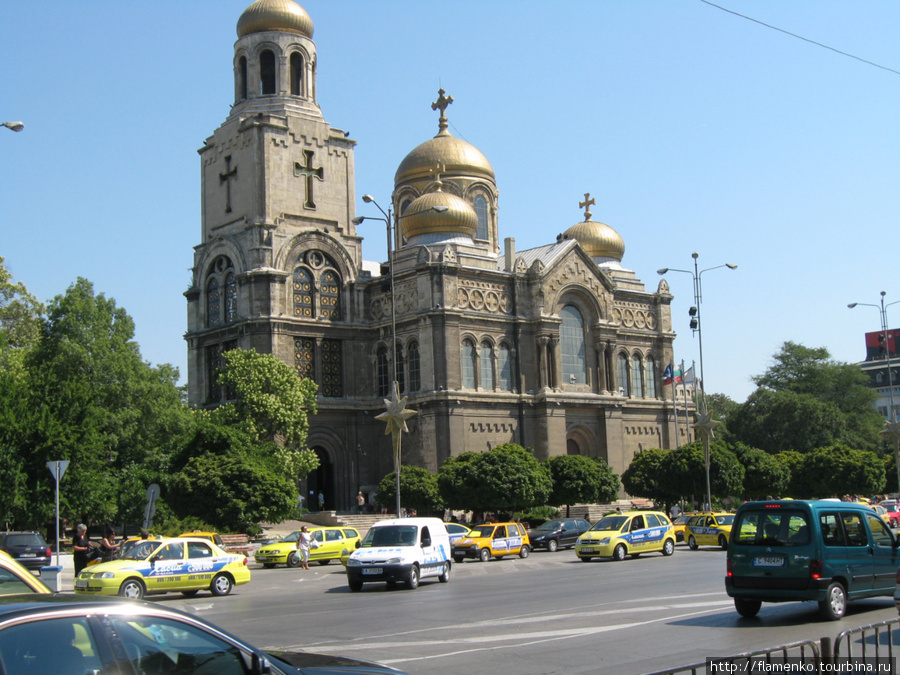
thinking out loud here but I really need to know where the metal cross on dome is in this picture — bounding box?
[432,89,453,133]
[579,192,595,221]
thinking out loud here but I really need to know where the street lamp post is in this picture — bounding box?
[1,121,24,132]
[848,291,900,494]
[658,252,737,511]
[353,196,448,516]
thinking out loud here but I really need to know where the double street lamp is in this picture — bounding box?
[658,252,737,511]
[848,291,900,494]
[353,195,448,516]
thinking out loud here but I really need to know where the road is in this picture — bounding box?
[149,545,897,675]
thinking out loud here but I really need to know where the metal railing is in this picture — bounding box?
[645,639,821,675]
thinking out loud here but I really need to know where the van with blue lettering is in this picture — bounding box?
[726,500,899,620]
[346,517,451,591]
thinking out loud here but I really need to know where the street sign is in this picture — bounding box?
[46,460,69,480]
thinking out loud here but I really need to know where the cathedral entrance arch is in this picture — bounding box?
[307,447,334,511]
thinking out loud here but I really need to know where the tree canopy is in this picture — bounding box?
[375,465,443,514]
[545,455,619,513]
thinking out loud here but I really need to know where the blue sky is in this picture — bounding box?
[2,1,897,404]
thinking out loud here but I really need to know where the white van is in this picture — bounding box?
[345,517,451,591]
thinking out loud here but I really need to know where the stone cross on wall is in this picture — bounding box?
[219,156,238,214]
[294,149,324,209]
[579,192,595,221]
[431,88,453,133]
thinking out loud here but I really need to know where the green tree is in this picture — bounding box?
[545,455,619,516]
[704,392,740,442]
[621,448,673,505]
[0,256,43,357]
[773,451,805,498]
[661,440,744,507]
[437,444,551,513]
[375,465,443,515]
[731,443,789,499]
[791,445,885,498]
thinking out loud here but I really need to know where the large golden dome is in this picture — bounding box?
[237,0,314,38]
[395,132,494,185]
[562,218,625,261]
[400,185,478,241]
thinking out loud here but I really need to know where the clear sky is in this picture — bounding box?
[2,1,897,404]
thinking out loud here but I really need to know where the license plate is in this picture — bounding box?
[20,553,36,557]
[361,568,382,575]
[753,556,785,567]
[580,548,595,553]
[75,580,88,588]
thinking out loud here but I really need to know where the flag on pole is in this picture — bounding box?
[673,365,683,385]
[662,363,674,385]
[682,366,695,384]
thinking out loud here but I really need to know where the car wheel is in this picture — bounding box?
[181,590,199,598]
[287,551,301,568]
[718,534,728,550]
[349,580,363,592]
[734,598,761,618]
[479,548,491,563]
[262,563,275,569]
[819,582,847,620]
[688,535,698,550]
[118,578,145,600]
[613,544,627,561]
[662,539,675,556]
[438,562,450,583]
[407,564,419,589]
[317,559,330,566]
[547,539,559,553]
[453,556,464,564]
[210,573,233,597]
[519,545,530,559]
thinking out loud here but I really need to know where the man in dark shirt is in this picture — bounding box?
[72,524,91,576]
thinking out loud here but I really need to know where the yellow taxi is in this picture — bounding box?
[85,534,162,569]
[575,511,676,561]
[451,522,530,562]
[0,550,52,594]
[74,537,250,600]
[684,512,734,550]
[178,531,225,547]
[255,526,361,568]
[672,514,693,543]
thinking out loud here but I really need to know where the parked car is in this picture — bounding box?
[0,595,409,674]
[452,522,530,562]
[255,527,361,568]
[672,514,693,542]
[727,500,899,620]
[528,518,591,552]
[444,522,471,545]
[575,511,676,561]
[0,551,52,594]
[872,503,900,528]
[75,537,250,600]
[0,531,51,571]
[685,512,734,550]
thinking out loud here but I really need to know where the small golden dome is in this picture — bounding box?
[395,132,494,185]
[400,185,478,241]
[562,219,625,261]
[237,0,313,38]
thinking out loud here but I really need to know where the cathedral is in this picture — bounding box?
[185,0,681,512]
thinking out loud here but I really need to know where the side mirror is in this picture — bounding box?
[355,540,361,549]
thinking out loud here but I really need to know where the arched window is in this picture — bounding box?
[224,273,237,324]
[238,56,248,101]
[320,339,342,397]
[560,306,587,385]
[645,356,658,399]
[400,198,412,214]
[480,341,495,391]
[474,194,489,241]
[319,269,341,320]
[498,342,512,391]
[290,52,303,96]
[376,347,389,398]
[617,353,629,396]
[294,337,314,378]
[395,342,405,394]
[292,267,314,317]
[461,339,476,389]
[408,341,421,392]
[206,278,221,327]
[631,354,644,397]
[567,439,581,456]
[260,49,276,95]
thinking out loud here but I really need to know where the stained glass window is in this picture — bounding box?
[224,273,237,324]
[462,340,476,389]
[321,339,342,397]
[499,343,512,391]
[481,341,495,391]
[561,306,586,384]
[206,278,221,327]
[408,341,421,392]
[294,337,314,378]
[376,347,389,398]
[320,269,341,320]
[293,267,314,318]
[617,353,629,396]
[646,357,658,399]
[631,354,644,397]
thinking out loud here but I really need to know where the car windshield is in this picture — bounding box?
[535,521,562,532]
[362,526,418,547]
[715,515,735,526]
[5,534,45,547]
[280,531,301,543]
[732,509,810,547]
[590,516,628,532]
[121,541,161,560]
[468,525,498,538]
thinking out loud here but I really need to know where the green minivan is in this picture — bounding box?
[726,500,899,620]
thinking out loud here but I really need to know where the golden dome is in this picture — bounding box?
[237,0,313,38]
[400,185,478,241]
[562,219,625,261]
[395,132,494,185]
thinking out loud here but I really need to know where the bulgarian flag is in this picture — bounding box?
[662,363,683,386]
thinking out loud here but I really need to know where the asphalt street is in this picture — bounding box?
[96,544,898,675]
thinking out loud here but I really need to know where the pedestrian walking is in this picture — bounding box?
[297,526,312,570]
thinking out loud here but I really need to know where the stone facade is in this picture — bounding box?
[185,0,685,512]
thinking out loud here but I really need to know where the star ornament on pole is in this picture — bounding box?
[692,400,721,512]
[375,381,417,472]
